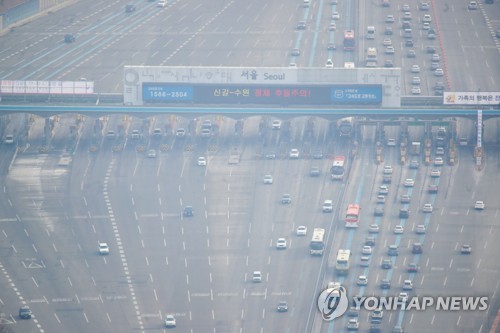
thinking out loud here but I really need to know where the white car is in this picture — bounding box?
[385,46,395,54]
[393,225,404,234]
[347,318,360,330]
[332,12,340,20]
[176,128,186,137]
[362,246,373,255]
[327,281,341,289]
[157,0,168,8]
[423,203,433,213]
[411,86,421,95]
[474,201,485,210]
[430,169,441,177]
[322,200,333,213]
[357,275,368,286]
[423,22,431,30]
[296,226,307,236]
[383,165,393,174]
[325,59,334,69]
[399,292,409,303]
[415,224,426,234]
[383,38,392,46]
[98,242,110,255]
[403,11,412,20]
[276,238,287,249]
[263,175,273,184]
[289,149,300,159]
[197,157,207,166]
[369,224,380,233]
[411,65,421,73]
[468,1,478,9]
[386,14,395,23]
[404,178,415,187]
[434,68,444,76]
[272,120,281,129]
[411,76,421,85]
[379,185,389,195]
[403,279,413,290]
[423,14,432,22]
[252,271,262,282]
[386,139,396,146]
[164,315,176,327]
[147,149,157,158]
[434,157,444,166]
[376,195,386,204]
[4,134,14,144]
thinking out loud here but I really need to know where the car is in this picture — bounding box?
[468,1,478,9]
[426,46,437,54]
[416,224,426,234]
[125,4,136,12]
[383,38,392,46]
[385,26,393,35]
[423,22,431,30]
[325,59,334,69]
[327,43,336,50]
[428,184,439,193]
[393,225,404,234]
[497,28,500,39]
[432,53,441,62]
[289,63,297,68]
[383,165,393,174]
[434,68,444,76]
[277,301,288,312]
[407,49,416,58]
[402,4,410,11]
[383,174,392,184]
[309,166,321,177]
[157,0,168,7]
[183,206,194,217]
[408,263,420,272]
[357,275,368,286]
[130,129,140,139]
[399,208,410,218]
[4,134,14,144]
[420,2,430,10]
[106,130,116,138]
[385,46,395,54]
[388,245,399,256]
[327,281,341,289]
[411,65,420,73]
[64,33,76,43]
[197,156,207,166]
[461,244,472,254]
[271,119,281,129]
[403,280,413,290]
[386,14,395,23]
[403,12,412,20]
[430,169,441,177]
[385,59,394,68]
[200,128,211,137]
[312,150,324,159]
[402,21,412,30]
[328,22,337,31]
[411,76,421,85]
[474,201,485,210]
[382,0,391,7]
[291,48,301,56]
[412,242,423,254]
[296,226,307,236]
[347,318,360,330]
[386,138,396,146]
[322,200,333,213]
[392,325,405,333]
[400,194,411,203]
[280,193,292,204]
[381,259,393,269]
[332,11,340,20]
[370,324,382,333]
[19,306,32,319]
[369,224,380,234]
[372,309,384,322]
[376,195,386,204]
[374,206,385,216]
[252,271,262,282]
[276,238,287,249]
[348,307,360,318]
[176,128,186,137]
[265,151,276,159]
[405,39,414,47]
[404,178,415,187]
[423,14,432,22]
[98,242,110,255]
[434,157,444,166]
[297,21,307,30]
[411,86,421,95]
[436,147,445,155]
[263,175,273,184]
[147,149,157,158]
[427,30,436,39]
[399,292,409,304]
[289,148,300,159]
[409,160,420,169]
[362,245,373,255]
[365,236,376,246]
[164,314,176,327]
[379,185,389,195]
[380,279,391,289]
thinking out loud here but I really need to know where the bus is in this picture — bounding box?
[331,156,346,180]
[343,30,355,51]
[335,249,351,274]
[310,228,326,255]
[345,204,360,228]
[338,117,353,136]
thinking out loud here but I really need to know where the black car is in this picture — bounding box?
[365,236,376,246]
[383,174,392,184]
[19,306,32,319]
[409,160,420,169]
[183,206,194,217]
[64,34,76,43]
[412,242,423,254]
[125,4,136,12]
[407,49,416,58]
[399,208,409,218]
[384,60,394,67]
[388,245,399,256]
[374,207,384,216]
[381,259,392,269]
[291,48,301,56]
[405,39,414,47]
[426,46,437,54]
[309,166,320,177]
[380,279,391,289]
[327,43,336,51]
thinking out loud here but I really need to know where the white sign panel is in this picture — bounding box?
[0,80,94,94]
[477,110,482,149]
[444,92,500,105]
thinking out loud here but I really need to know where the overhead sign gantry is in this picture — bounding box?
[123,66,402,107]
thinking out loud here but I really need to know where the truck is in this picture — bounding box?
[410,142,421,155]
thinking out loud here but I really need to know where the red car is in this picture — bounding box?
[407,263,420,273]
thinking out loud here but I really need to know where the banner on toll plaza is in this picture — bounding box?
[443,92,500,105]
